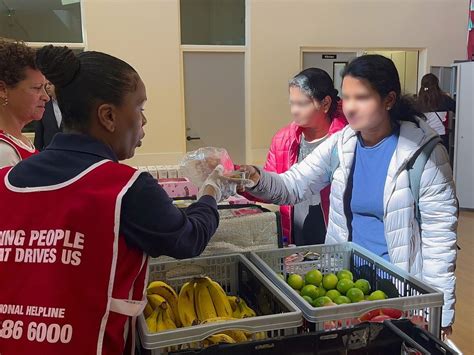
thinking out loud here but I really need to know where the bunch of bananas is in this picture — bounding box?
[176,277,258,326]
[144,281,181,332]
[201,330,267,347]
[227,295,257,319]
[144,276,264,345]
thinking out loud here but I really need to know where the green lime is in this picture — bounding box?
[368,290,388,301]
[317,287,327,297]
[312,296,333,307]
[305,270,323,286]
[333,295,351,305]
[322,273,339,290]
[337,269,354,281]
[354,279,371,295]
[326,289,341,301]
[346,288,365,303]
[302,295,313,304]
[337,279,355,294]
[287,274,304,290]
[301,285,320,300]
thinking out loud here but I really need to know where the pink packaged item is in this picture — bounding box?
[158,178,199,199]
[227,195,251,205]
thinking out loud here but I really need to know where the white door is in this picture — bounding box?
[183,51,246,163]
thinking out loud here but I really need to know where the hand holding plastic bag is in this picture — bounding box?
[198,165,239,202]
[180,147,235,188]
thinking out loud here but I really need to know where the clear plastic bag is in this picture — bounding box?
[179,147,235,188]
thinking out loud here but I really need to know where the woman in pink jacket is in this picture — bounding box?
[264,68,346,245]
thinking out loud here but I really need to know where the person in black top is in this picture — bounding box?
[416,73,456,151]
[7,45,235,259]
[34,82,63,150]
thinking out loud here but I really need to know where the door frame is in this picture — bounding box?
[300,47,426,92]
[299,47,364,71]
[178,0,251,163]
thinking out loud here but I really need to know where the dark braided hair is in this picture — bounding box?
[36,45,139,132]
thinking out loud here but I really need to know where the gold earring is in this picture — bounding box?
[1,97,7,107]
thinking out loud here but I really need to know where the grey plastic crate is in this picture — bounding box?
[249,243,443,337]
[138,253,302,354]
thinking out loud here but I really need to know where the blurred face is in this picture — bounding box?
[111,76,147,160]
[0,68,50,123]
[289,87,331,129]
[341,75,395,132]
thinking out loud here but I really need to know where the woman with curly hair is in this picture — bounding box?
[0,39,49,167]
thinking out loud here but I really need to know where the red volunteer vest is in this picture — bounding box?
[0,130,38,160]
[0,160,149,355]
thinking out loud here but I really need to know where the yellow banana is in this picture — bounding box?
[232,306,242,318]
[228,296,246,318]
[200,316,237,324]
[156,308,167,332]
[147,294,167,310]
[222,329,248,343]
[227,296,240,312]
[156,304,177,332]
[245,331,267,341]
[145,308,159,333]
[206,279,233,318]
[194,279,217,321]
[206,333,236,345]
[178,281,199,327]
[147,281,182,327]
[144,303,153,318]
[238,299,256,318]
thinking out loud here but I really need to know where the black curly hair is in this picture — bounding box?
[0,39,37,87]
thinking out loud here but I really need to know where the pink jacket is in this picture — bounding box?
[263,103,347,243]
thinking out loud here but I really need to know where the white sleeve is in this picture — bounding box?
[249,133,338,206]
[279,132,338,202]
[0,141,21,168]
[418,144,458,327]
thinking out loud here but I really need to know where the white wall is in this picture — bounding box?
[82,0,185,166]
[249,0,468,164]
[79,0,467,166]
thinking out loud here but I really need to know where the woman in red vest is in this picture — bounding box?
[0,46,233,355]
[263,68,347,245]
[0,39,48,167]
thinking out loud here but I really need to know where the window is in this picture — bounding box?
[180,0,245,45]
[0,0,83,43]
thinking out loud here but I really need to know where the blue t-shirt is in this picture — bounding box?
[350,130,399,261]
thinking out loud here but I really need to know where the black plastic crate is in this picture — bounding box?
[171,319,456,355]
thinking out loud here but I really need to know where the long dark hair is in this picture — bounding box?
[35,45,139,132]
[342,55,420,125]
[289,68,339,119]
[416,73,445,112]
